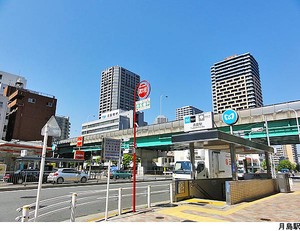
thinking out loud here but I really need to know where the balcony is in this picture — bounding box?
[8,90,25,101]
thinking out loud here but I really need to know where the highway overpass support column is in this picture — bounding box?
[265,151,272,178]
[137,149,160,174]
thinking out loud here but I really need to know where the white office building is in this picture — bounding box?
[82,109,145,136]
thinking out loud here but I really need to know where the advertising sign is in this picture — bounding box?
[184,112,214,132]
[74,150,85,160]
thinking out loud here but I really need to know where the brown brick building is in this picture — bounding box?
[3,86,57,145]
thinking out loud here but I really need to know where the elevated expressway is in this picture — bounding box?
[57,100,300,156]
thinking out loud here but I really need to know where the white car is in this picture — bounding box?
[47,168,88,184]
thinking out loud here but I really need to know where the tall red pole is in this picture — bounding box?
[132,83,138,213]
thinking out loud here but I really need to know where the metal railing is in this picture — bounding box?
[15,182,173,222]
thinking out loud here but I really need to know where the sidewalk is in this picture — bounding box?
[79,179,300,223]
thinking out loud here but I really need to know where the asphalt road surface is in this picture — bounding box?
[0,180,172,222]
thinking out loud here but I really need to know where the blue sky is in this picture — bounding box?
[0,0,300,137]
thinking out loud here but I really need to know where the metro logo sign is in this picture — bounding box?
[137,81,151,99]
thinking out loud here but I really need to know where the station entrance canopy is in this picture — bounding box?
[172,129,274,180]
[171,129,274,154]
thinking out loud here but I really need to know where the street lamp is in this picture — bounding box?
[160,95,168,116]
[277,108,300,142]
[264,116,276,178]
[248,127,264,141]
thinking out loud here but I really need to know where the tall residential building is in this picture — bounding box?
[0,71,27,94]
[3,86,57,145]
[0,71,27,140]
[54,115,71,141]
[211,53,263,114]
[99,66,140,118]
[176,106,203,121]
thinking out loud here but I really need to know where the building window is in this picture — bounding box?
[28,98,36,103]
[46,102,53,107]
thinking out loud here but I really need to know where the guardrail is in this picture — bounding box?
[15,182,173,222]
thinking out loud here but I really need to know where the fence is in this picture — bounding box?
[15,182,173,222]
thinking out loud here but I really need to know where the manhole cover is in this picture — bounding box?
[182,220,195,222]
[155,216,165,220]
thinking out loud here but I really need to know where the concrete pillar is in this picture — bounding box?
[189,142,195,179]
[265,152,272,179]
[230,143,238,181]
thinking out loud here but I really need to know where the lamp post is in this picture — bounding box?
[264,116,276,178]
[160,95,168,115]
[277,108,300,142]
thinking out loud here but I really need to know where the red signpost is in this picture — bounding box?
[76,136,84,147]
[133,80,151,212]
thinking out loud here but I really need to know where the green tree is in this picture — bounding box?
[261,160,267,170]
[277,159,293,171]
[122,154,133,169]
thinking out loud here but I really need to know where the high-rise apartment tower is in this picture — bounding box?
[211,53,263,114]
[99,66,140,117]
[176,106,203,121]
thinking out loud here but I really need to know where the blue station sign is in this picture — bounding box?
[222,109,239,125]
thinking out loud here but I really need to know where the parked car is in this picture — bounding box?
[4,169,48,184]
[110,170,132,179]
[47,168,88,184]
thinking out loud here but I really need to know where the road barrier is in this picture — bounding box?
[15,182,173,222]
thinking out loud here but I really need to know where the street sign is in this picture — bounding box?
[137,81,151,99]
[41,116,61,137]
[135,98,151,111]
[222,109,239,125]
[184,112,214,132]
[102,138,121,160]
[77,136,84,147]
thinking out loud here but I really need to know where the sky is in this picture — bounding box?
[0,0,300,138]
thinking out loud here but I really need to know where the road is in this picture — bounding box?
[0,180,172,222]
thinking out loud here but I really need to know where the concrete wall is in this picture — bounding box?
[225,179,278,205]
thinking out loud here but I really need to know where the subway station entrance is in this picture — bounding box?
[170,129,283,205]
